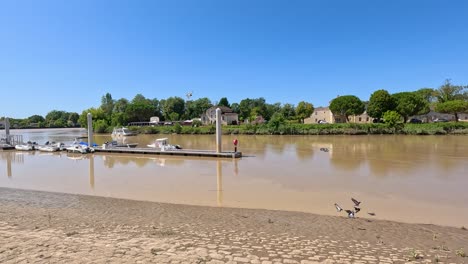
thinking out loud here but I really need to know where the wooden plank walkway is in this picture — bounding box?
[93,147,242,158]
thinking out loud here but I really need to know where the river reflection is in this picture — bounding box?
[1,129,467,227]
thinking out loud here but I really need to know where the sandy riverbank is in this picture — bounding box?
[0,187,467,263]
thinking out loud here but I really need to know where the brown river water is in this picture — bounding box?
[1,128,467,227]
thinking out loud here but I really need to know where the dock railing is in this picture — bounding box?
[0,134,23,145]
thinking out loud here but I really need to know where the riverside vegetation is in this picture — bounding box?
[2,79,467,133]
[126,122,468,136]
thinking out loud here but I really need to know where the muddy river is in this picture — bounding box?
[1,128,467,227]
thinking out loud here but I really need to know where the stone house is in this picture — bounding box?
[304,107,372,124]
[411,111,468,122]
[201,106,239,125]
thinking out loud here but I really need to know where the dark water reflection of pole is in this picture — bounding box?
[217,160,223,206]
[89,154,94,189]
[7,153,12,178]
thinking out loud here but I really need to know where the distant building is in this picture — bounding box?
[201,106,239,125]
[411,111,468,122]
[305,107,372,124]
[304,107,346,124]
[150,116,160,124]
[349,111,372,124]
[246,115,266,125]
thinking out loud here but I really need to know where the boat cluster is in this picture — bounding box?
[15,140,95,154]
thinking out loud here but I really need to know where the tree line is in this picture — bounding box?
[329,79,468,124]
[3,79,466,131]
[76,93,314,132]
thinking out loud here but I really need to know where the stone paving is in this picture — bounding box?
[0,221,464,264]
[0,188,467,263]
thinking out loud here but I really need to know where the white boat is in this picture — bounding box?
[66,145,92,154]
[111,127,136,137]
[147,138,182,151]
[15,143,35,151]
[102,141,138,149]
[37,145,60,152]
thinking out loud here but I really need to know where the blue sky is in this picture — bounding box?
[1,0,467,118]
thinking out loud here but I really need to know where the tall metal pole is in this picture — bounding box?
[87,113,93,147]
[5,117,10,144]
[215,108,222,153]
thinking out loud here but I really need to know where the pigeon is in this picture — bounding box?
[334,203,343,212]
[345,210,355,218]
[368,212,376,216]
[354,206,361,213]
[320,148,329,152]
[351,198,361,206]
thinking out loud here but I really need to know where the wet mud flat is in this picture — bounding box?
[0,187,467,263]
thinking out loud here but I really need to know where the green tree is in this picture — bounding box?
[123,94,156,122]
[268,112,286,131]
[218,97,230,107]
[238,98,267,121]
[367,89,395,120]
[230,103,240,114]
[434,80,468,121]
[280,103,296,120]
[100,92,114,116]
[435,100,468,122]
[435,79,468,103]
[78,108,107,128]
[415,88,436,104]
[68,112,80,126]
[329,95,365,122]
[295,101,314,123]
[185,97,212,119]
[162,97,185,120]
[113,98,129,113]
[383,110,403,128]
[392,92,429,122]
[27,115,45,124]
[45,110,69,127]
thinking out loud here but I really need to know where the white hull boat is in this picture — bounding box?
[103,141,138,149]
[37,145,60,152]
[66,145,94,154]
[112,127,136,137]
[147,138,182,151]
[15,144,35,151]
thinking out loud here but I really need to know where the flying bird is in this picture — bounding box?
[334,203,343,212]
[368,212,376,216]
[354,206,361,213]
[351,198,361,206]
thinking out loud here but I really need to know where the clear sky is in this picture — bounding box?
[1,0,467,118]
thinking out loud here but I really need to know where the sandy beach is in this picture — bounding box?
[0,187,467,263]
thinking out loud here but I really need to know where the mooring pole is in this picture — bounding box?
[5,117,10,144]
[216,108,222,153]
[87,113,93,147]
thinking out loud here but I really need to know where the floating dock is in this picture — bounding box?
[93,147,242,158]
[0,145,15,150]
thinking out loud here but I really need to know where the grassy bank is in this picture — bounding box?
[125,122,468,135]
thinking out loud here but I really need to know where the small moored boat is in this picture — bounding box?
[147,138,182,151]
[112,127,136,137]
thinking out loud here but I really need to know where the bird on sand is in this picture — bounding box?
[351,198,361,207]
[345,209,355,218]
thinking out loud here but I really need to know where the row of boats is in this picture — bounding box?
[15,140,95,154]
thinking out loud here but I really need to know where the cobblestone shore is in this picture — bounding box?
[0,188,467,263]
